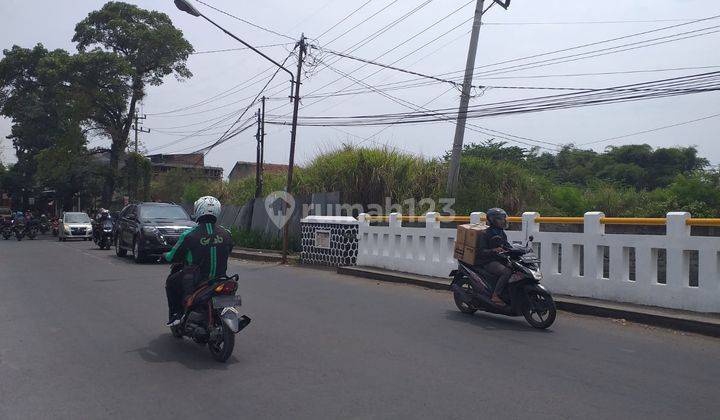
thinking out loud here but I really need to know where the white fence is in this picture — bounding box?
[356,212,720,313]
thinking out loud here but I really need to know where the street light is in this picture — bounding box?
[174,0,304,263]
[173,0,295,97]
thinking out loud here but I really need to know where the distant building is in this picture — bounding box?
[228,161,287,181]
[147,154,223,180]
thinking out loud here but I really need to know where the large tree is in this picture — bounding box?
[72,1,194,205]
[0,44,85,206]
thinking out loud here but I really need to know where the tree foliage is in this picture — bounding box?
[73,1,194,205]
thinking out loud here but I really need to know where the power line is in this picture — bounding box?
[195,0,295,41]
[192,43,293,54]
[318,47,461,87]
[580,113,720,146]
[266,72,720,127]
[314,0,375,41]
[482,18,704,26]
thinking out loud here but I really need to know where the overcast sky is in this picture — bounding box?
[1,0,719,174]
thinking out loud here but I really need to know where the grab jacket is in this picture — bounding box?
[164,222,234,283]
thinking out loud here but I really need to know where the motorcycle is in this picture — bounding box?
[93,219,114,250]
[450,236,557,329]
[169,264,251,362]
[39,219,50,234]
[1,221,12,240]
[51,218,59,237]
[25,223,38,240]
[13,220,26,241]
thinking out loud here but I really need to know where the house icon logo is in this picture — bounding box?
[265,191,295,229]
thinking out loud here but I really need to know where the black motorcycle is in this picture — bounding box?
[13,220,25,241]
[93,219,114,250]
[25,223,38,240]
[450,236,557,329]
[39,219,50,234]
[169,264,252,362]
[1,221,12,240]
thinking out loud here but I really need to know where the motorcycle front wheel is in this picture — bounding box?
[521,287,557,329]
[208,321,235,363]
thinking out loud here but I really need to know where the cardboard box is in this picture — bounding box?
[453,244,465,260]
[461,245,480,265]
[456,223,488,249]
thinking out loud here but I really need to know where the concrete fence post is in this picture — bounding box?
[470,212,484,225]
[425,212,440,229]
[358,213,370,227]
[389,212,401,228]
[584,212,605,280]
[666,212,691,294]
[522,212,540,242]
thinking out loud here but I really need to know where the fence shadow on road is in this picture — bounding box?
[126,334,239,371]
[443,310,555,334]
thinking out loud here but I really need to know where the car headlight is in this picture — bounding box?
[142,226,158,236]
[64,226,71,233]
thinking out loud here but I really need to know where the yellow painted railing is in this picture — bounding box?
[363,214,720,227]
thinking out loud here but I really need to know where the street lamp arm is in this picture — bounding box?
[198,13,296,94]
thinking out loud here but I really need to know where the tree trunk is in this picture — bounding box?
[101,83,141,207]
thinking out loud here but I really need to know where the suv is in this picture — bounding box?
[114,202,195,263]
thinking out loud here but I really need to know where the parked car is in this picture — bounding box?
[0,206,11,221]
[59,212,93,242]
[114,202,196,263]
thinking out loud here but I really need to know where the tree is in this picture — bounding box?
[35,126,104,210]
[73,1,194,205]
[0,44,87,207]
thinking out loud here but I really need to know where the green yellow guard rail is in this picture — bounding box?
[363,215,720,227]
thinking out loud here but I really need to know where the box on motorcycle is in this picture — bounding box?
[454,223,488,265]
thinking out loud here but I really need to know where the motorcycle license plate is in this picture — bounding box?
[212,295,242,308]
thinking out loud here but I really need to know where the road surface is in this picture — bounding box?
[1,237,719,419]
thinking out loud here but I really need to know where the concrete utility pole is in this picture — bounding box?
[446,0,485,197]
[132,112,150,153]
[260,96,266,192]
[254,108,262,198]
[446,0,510,197]
[282,34,307,263]
[253,97,268,199]
[131,112,150,200]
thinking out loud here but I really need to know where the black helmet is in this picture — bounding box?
[487,208,508,229]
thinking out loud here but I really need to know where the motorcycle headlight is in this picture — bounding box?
[142,226,158,236]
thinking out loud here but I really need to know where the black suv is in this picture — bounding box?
[114,202,196,263]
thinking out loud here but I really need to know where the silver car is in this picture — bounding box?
[59,212,93,242]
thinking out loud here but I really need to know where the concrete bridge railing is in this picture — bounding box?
[355,211,720,313]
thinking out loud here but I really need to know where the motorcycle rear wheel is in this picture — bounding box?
[208,322,235,363]
[521,288,557,329]
[453,277,478,315]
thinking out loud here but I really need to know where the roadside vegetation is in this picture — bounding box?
[152,141,719,218]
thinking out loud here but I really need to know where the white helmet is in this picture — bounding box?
[194,196,221,222]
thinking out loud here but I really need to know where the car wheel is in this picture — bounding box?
[133,238,145,264]
[115,236,127,257]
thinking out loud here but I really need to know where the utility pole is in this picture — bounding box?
[260,96,266,193]
[254,107,262,198]
[282,34,306,263]
[132,112,149,153]
[131,112,150,201]
[446,0,486,197]
[446,0,510,197]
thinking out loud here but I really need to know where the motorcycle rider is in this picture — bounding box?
[163,196,234,327]
[93,208,111,240]
[478,208,513,307]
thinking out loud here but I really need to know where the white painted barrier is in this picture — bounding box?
[357,211,720,313]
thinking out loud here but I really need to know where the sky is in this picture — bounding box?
[1,0,719,175]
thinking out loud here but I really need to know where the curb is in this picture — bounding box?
[337,266,720,338]
[231,249,299,264]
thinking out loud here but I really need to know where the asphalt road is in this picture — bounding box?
[1,236,719,419]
